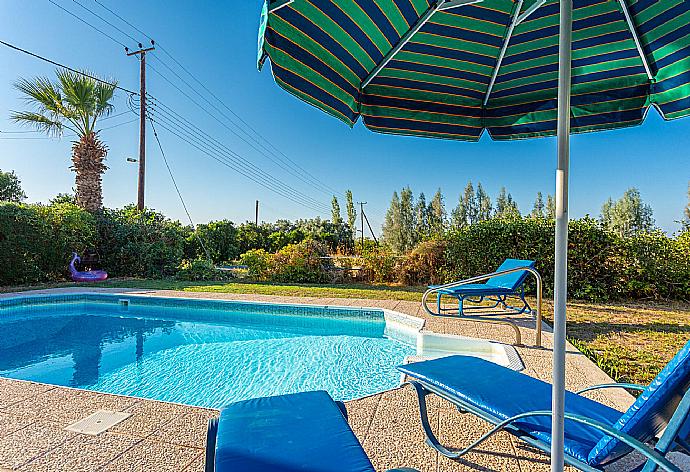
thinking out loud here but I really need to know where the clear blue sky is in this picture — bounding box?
[0,0,688,234]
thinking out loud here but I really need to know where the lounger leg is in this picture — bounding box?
[204,418,219,472]
[408,381,464,459]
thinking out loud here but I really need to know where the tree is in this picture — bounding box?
[462,181,478,224]
[600,187,655,237]
[399,187,417,251]
[428,188,446,236]
[475,182,492,222]
[345,190,356,239]
[331,196,343,225]
[495,187,520,218]
[450,193,467,229]
[49,193,76,205]
[685,182,690,223]
[382,191,402,251]
[0,169,26,202]
[415,192,429,238]
[11,69,117,211]
[546,194,556,219]
[531,192,545,218]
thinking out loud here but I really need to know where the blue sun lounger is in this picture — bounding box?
[423,258,542,346]
[398,340,690,472]
[204,390,418,472]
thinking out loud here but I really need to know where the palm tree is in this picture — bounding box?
[11,69,117,211]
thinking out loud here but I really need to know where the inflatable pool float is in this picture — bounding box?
[69,252,108,282]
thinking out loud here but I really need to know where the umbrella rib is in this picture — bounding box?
[483,0,526,106]
[360,0,483,90]
[268,0,294,14]
[616,0,654,80]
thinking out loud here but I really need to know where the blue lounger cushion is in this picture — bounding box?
[429,259,535,296]
[398,356,622,464]
[214,390,375,472]
[588,339,690,464]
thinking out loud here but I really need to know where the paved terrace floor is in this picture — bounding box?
[0,288,655,471]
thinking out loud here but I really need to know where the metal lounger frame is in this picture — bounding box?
[405,380,690,472]
[422,266,543,347]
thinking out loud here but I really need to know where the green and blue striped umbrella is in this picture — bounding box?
[257,0,690,141]
[256,0,690,469]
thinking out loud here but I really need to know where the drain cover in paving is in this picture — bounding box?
[64,410,131,435]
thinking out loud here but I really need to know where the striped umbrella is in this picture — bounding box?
[256,0,690,469]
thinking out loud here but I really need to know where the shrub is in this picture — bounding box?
[239,249,272,281]
[359,246,399,283]
[239,240,334,283]
[189,220,240,264]
[398,239,447,285]
[269,239,333,283]
[0,202,97,284]
[96,206,189,278]
[176,258,232,281]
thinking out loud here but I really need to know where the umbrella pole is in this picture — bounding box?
[552,0,572,470]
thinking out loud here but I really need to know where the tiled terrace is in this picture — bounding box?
[0,288,666,471]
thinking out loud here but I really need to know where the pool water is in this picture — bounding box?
[0,295,415,408]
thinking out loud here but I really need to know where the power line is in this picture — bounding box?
[146,114,329,215]
[0,39,138,94]
[69,0,139,44]
[84,0,347,199]
[130,96,330,213]
[148,54,338,197]
[137,95,332,212]
[92,0,153,41]
[46,0,128,48]
[149,118,212,262]
[147,113,331,214]
[146,59,337,198]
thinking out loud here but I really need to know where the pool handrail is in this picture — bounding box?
[421,265,542,347]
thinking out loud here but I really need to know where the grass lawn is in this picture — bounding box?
[5,278,689,385]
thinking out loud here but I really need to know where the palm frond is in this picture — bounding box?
[9,110,64,136]
[12,69,118,137]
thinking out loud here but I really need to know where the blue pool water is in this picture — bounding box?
[0,294,415,408]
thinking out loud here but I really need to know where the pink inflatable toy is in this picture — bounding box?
[69,252,108,282]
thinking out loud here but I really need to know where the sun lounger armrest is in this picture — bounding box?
[497,410,682,472]
[576,383,646,395]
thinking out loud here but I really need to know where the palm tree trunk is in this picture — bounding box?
[72,132,108,212]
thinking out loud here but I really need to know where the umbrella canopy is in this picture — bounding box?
[256,1,690,470]
[258,0,690,140]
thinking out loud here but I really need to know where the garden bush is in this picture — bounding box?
[269,239,334,283]
[398,239,447,286]
[0,202,97,284]
[239,248,272,281]
[187,220,240,264]
[176,257,233,281]
[441,217,689,301]
[96,206,188,278]
[358,246,399,283]
[238,240,334,283]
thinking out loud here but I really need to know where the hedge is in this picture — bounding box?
[1,202,688,301]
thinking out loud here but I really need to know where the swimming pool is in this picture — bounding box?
[0,293,419,408]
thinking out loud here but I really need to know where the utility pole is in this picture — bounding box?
[357,202,366,249]
[255,200,259,225]
[126,41,155,211]
[362,208,378,245]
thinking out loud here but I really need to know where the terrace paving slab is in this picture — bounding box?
[0,287,667,471]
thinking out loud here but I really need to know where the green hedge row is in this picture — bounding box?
[1,202,688,301]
